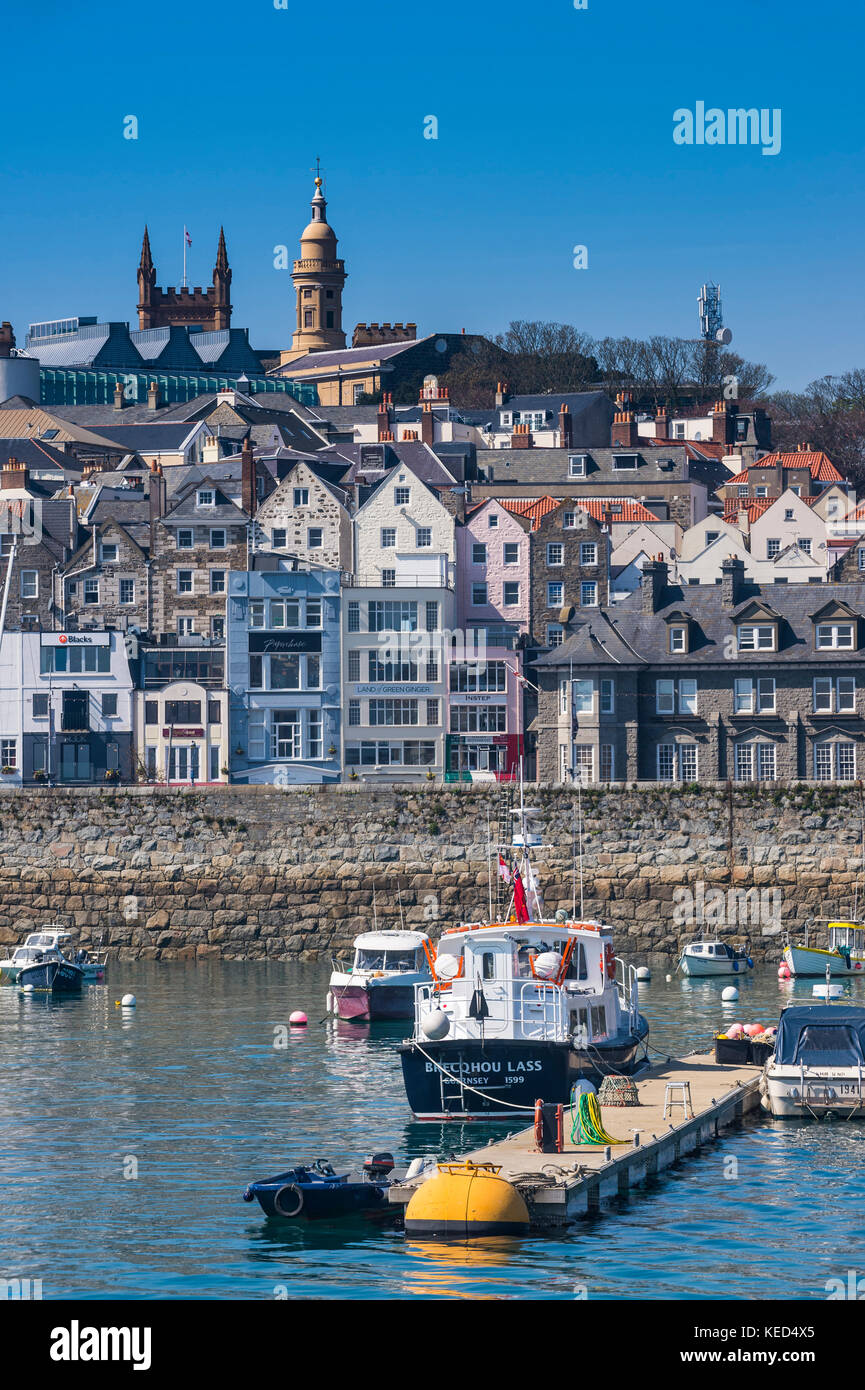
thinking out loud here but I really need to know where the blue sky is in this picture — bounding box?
[1,0,862,391]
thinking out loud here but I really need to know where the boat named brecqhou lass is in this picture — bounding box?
[398,798,649,1119]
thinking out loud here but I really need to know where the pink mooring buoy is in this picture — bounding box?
[289,1011,308,1026]
[778,964,791,979]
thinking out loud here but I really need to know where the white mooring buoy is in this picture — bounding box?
[121,993,136,1008]
[722,986,739,1002]
[636,966,651,982]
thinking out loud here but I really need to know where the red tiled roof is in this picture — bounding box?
[498,494,660,527]
[724,450,843,483]
[723,499,774,522]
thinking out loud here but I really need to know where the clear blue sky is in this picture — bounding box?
[1,0,862,391]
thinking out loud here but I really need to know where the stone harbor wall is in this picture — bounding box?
[0,783,861,962]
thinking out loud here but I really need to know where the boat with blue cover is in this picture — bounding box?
[242,1154,401,1220]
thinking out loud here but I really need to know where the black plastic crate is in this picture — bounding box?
[715,1036,751,1064]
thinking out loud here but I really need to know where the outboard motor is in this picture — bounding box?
[363,1151,395,1180]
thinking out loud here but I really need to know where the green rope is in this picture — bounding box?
[570,1087,630,1145]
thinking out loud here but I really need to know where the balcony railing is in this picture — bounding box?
[342,574,453,590]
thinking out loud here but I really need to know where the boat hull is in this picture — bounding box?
[17,960,84,993]
[330,979,422,1021]
[764,1067,864,1118]
[243,1172,391,1220]
[399,1026,649,1119]
[680,956,753,978]
[782,945,861,978]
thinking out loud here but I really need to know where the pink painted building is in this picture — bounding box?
[448,500,531,780]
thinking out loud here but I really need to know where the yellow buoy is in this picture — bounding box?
[404,1161,530,1237]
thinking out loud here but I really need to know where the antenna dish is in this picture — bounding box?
[716,327,733,345]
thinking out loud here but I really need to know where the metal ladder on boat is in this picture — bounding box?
[438,1053,469,1115]
[495,782,516,919]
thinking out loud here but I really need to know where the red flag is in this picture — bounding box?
[497,854,511,884]
[513,870,529,924]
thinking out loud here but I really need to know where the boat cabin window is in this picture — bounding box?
[574,943,588,980]
[382,950,418,971]
[355,949,385,970]
[591,1005,607,1039]
[481,952,496,981]
[355,948,418,970]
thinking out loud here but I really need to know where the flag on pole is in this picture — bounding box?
[497,854,511,884]
[524,857,544,922]
[185,228,192,246]
[513,870,530,924]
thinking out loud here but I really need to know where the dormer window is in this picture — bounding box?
[669,625,687,653]
[568,455,587,477]
[816,623,855,650]
[100,543,118,564]
[738,624,776,652]
[612,454,638,470]
[501,413,511,426]
[197,488,214,507]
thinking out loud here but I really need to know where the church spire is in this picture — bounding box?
[139,226,154,275]
[216,226,229,273]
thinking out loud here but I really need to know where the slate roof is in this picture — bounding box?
[0,437,76,473]
[331,440,458,489]
[498,390,612,417]
[477,444,726,490]
[161,480,249,526]
[77,422,201,453]
[272,337,433,374]
[535,579,865,669]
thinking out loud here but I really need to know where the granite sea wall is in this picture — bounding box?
[0,783,861,961]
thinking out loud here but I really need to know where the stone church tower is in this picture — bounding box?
[137,227,232,331]
[283,176,347,361]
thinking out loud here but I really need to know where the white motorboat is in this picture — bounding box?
[0,929,106,984]
[761,1003,865,1118]
[679,940,754,978]
[327,930,435,1021]
[782,921,865,978]
[398,793,648,1118]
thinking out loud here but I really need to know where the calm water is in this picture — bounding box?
[1,959,864,1300]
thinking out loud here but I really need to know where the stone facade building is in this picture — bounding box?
[526,499,610,647]
[59,521,149,633]
[149,475,249,641]
[534,556,865,786]
[253,460,352,571]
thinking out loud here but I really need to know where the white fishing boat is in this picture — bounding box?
[398,786,648,1118]
[761,1003,865,1118]
[678,940,754,978]
[782,922,865,978]
[0,928,106,984]
[327,930,435,1021]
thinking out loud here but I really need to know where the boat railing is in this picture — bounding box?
[615,957,641,1030]
[516,980,564,1040]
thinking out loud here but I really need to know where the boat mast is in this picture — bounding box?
[486,808,493,924]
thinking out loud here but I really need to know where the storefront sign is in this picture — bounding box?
[42,633,110,647]
[354,684,434,696]
[249,633,322,654]
[450,694,508,705]
[162,729,204,738]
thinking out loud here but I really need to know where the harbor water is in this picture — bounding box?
[1,960,864,1300]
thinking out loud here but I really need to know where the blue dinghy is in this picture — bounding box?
[242,1154,399,1220]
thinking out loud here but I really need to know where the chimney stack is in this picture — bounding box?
[654,407,669,439]
[1,458,28,491]
[148,462,167,549]
[113,382,126,411]
[611,411,638,448]
[558,403,573,449]
[421,401,435,447]
[495,381,509,409]
[241,438,256,517]
[147,380,160,412]
[640,557,668,614]
[721,555,746,608]
[712,399,737,445]
[377,392,393,442]
[510,423,533,449]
